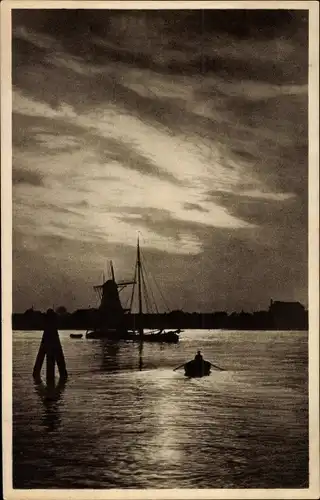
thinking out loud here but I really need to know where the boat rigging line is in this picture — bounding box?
[125,237,170,315]
[139,246,171,313]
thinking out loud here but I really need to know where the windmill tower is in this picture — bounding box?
[94,261,135,329]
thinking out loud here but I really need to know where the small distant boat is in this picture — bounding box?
[184,359,211,378]
[70,333,83,339]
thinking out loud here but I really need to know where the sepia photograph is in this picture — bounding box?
[1,1,319,498]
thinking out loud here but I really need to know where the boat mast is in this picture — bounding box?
[110,261,115,282]
[137,236,143,337]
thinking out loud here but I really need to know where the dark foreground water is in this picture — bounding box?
[13,329,308,489]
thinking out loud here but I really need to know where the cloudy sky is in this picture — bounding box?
[12,8,308,313]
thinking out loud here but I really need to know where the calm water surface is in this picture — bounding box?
[13,329,308,489]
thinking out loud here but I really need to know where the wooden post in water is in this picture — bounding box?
[32,338,46,382]
[46,351,56,387]
[33,309,68,386]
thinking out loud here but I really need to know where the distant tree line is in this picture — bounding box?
[12,302,308,331]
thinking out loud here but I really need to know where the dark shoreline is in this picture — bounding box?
[12,305,308,332]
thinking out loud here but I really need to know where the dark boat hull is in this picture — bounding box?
[86,329,179,343]
[70,333,83,339]
[86,329,129,340]
[143,331,179,343]
[184,360,211,377]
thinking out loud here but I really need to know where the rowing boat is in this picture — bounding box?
[184,359,211,378]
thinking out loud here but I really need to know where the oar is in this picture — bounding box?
[173,363,185,371]
[209,362,225,371]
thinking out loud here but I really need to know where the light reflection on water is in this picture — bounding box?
[13,330,308,488]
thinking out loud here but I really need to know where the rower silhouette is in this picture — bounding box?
[194,350,203,363]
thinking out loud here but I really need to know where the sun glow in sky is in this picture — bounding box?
[12,8,308,312]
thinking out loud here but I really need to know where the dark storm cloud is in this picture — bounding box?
[13,112,82,155]
[119,206,243,248]
[12,9,308,50]
[208,190,307,233]
[13,109,181,185]
[184,203,209,213]
[135,224,307,312]
[12,111,85,138]
[12,9,308,82]
[13,227,138,311]
[12,10,308,194]
[14,51,307,203]
[12,35,52,68]
[11,8,309,312]
[119,207,195,244]
[92,135,183,185]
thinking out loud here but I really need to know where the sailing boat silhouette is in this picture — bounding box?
[86,237,181,343]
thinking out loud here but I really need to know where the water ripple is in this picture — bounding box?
[13,329,308,488]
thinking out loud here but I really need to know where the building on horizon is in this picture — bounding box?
[268,299,307,330]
